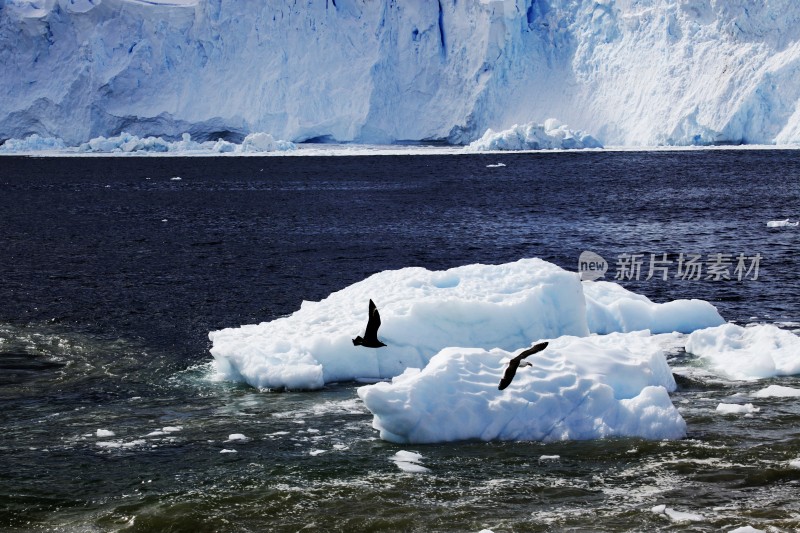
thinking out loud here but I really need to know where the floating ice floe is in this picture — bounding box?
[729,527,765,533]
[651,504,704,522]
[210,258,723,391]
[466,119,602,151]
[96,429,115,438]
[357,331,686,444]
[685,324,800,380]
[752,385,800,398]
[0,132,296,154]
[225,433,249,442]
[766,219,799,227]
[716,403,759,415]
[390,450,430,473]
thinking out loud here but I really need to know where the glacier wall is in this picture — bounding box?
[3,0,800,146]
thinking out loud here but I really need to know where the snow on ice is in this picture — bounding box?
[685,323,800,380]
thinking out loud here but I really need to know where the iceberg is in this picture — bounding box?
[466,119,602,151]
[685,323,800,380]
[357,331,686,443]
[210,258,590,390]
[209,258,724,390]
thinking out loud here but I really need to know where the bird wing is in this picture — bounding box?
[516,341,549,360]
[498,342,548,390]
[364,299,382,342]
[498,359,520,390]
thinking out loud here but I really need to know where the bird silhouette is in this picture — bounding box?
[353,299,387,348]
[498,341,549,390]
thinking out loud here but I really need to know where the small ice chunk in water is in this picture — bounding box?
[394,461,430,473]
[220,449,237,454]
[539,455,560,461]
[716,403,759,415]
[309,449,326,456]
[788,459,800,469]
[390,450,424,463]
[651,504,704,522]
[226,433,249,442]
[96,429,115,438]
[728,527,765,533]
[752,385,800,398]
[766,219,798,227]
[390,450,430,473]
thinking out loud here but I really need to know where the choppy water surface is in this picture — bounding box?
[1,151,800,531]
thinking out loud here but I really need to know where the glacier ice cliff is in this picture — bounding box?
[3,0,800,146]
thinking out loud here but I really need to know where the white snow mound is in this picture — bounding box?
[357,331,685,444]
[685,324,800,380]
[466,119,602,151]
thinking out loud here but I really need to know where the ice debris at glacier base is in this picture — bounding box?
[466,119,603,151]
[0,132,295,154]
[685,323,800,380]
[357,331,687,444]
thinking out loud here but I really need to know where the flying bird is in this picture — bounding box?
[498,341,549,390]
[353,299,387,348]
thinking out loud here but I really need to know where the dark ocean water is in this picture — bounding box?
[1,150,799,532]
